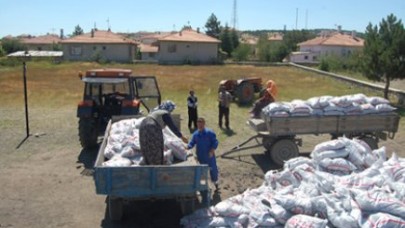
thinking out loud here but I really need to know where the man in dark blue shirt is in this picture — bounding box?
[187,90,198,130]
[187,117,219,190]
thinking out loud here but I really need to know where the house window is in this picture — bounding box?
[313,56,317,61]
[70,46,82,56]
[149,53,155,58]
[103,46,107,50]
[168,44,177,53]
[304,55,308,60]
[186,44,190,48]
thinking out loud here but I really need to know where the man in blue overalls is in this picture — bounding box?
[187,117,219,196]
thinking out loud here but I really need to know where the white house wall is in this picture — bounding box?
[300,45,361,58]
[159,42,218,64]
[62,43,135,63]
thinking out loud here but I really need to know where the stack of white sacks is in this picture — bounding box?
[262,94,396,117]
[102,117,189,167]
[181,137,405,227]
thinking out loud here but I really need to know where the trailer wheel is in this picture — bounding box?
[180,198,195,216]
[108,197,123,221]
[270,139,299,166]
[359,136,378,150]
[236,82,254,104]
[78,117,98,149]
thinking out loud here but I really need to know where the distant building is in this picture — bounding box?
[20,34,62,51]
[288,31,364,63]
[240,33,259,57]
[138,43,159,61]
[267,32,283,44]
[157,28,221,65]
[60,29,137,63]
[137,33,169,61]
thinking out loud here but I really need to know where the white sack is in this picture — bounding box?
[285,214,328,228]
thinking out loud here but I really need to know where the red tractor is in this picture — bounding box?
[77,68,161,149]
[219,77,263,104]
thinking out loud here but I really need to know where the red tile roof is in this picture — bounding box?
[60,30,136,44]
[139,43,158,53]
[268,33,283,41]
[158,29,220,43]
[21,34,61,44]
[298,32,364,47]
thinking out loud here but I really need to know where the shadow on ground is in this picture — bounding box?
[100,195,220,228]
[76,144,99,176]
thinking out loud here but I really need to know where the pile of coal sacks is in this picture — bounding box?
[102,117,189,167]
[181,137,405,227]
[262,94,396,117]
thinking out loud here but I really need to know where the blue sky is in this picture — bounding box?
[1,0,404,37]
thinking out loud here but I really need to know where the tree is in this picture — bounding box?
[231,29,240,50]
[72,25,84,36]
[205,13,221,39]
[257,35,271,62]
[1,38,26,54]
[220,24,233,57]
[361,14,405,98]
[282,30,316,53]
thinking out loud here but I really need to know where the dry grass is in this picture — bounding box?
[2,61,398,144]
[0,61,382,107]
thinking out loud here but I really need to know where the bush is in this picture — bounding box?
[90,50,108,64]
[0,45,5,57]
[0,57,21,67]
[318,54,362,73]
[232,44,251,61]
[319,59,330,71]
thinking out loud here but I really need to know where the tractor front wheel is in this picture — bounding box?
[78,117,98,149]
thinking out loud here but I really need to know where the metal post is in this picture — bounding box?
[23,61,30,138]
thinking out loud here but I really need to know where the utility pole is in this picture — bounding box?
[16,51,31,149]
[232,0,238,29]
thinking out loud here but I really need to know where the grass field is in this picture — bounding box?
[0,62,389,133]
[1,61,403,142]
[2,61,395,107]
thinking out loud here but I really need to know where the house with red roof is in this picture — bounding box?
[60,29,137,63]
[267,32,283,44]
[157,28,221,64]
[21,34,62,51]
[137,32,169,62]
[288,31,364,63]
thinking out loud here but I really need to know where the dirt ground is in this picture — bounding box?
[0,106,404,228]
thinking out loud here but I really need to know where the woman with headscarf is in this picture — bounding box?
[249,80,278,118]
[249,88,275,118]
[139,100,186,165]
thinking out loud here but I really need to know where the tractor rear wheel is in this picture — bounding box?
[236,82,254,104]
[78,117,98,149]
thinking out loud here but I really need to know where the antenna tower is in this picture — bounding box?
[231,0,238,29]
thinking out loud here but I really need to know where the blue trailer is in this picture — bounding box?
[93,117,211,221]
